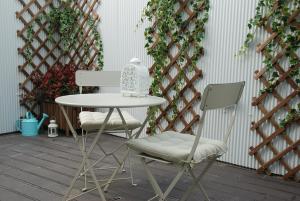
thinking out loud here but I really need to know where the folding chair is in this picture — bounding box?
[126,81,245,201]
[76,70,142,192]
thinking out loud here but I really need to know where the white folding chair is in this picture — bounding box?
[126,81,245,201]
[76,70,142,192]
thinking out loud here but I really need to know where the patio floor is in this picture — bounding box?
[0,133,299,201]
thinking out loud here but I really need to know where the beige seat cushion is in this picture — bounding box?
[126,131,227,163]
[79,111,141,131]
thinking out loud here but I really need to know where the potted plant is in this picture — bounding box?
[31,63,81,136]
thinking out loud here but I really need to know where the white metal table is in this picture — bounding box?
[55,93,166,201]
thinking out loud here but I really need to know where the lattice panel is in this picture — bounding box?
[17,0,101,116]
[249,9,300,180]
[148,0,206,134]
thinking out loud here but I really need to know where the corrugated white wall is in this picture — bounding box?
[200,0,263,171]
[0,1,21,134]
[99,0,299,176]
[98,0,153,137]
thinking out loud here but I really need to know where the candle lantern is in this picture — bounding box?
[120,58,150,97]
[48,120,58,138]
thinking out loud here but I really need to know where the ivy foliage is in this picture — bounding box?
[46,5,81,52]
[24,0,104,70]
[279,103,300,128]
[142,0,210,134]
[238,0,300,128]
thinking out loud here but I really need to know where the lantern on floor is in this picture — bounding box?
[120,58,150,97]
[48,120,58,138]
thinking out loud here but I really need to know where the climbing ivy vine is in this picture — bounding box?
[24,0,104,70]
[142,0,210,133]
[238,0,300,128]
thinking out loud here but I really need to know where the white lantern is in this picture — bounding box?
[120,58,150,97]
[48,120,58,138]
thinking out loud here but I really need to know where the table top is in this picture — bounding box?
[55,93,166,108]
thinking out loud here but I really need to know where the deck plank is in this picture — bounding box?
[0,133,299,201]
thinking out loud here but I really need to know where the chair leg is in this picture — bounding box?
[82,131,88,192]
[103,150,130,192]
[188,169,210,201]
[179,159,215,201]
[162,166,186,200]
[141,157,188,201]
[141,158,164,198]
[128,148,137,186]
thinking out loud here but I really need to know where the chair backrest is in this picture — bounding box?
[200,81,245,111]
[187,81,245,162]
[75,70,121,87]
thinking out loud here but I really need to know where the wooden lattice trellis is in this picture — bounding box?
[149,0,205,134]
[249,9,300,180]
[16,0,101,116]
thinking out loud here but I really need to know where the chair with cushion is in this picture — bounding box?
[126,81,245,201]
[76,70,141,133]
[76,70,142,191]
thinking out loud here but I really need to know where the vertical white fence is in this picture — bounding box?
[0,1,21,134]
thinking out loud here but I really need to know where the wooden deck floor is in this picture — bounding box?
[0,133,299,201]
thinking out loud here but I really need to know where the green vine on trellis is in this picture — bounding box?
[88,16,104,70]
[24,0,104,70]
[24,25,34,63]
[238,0,300,128]
[279,103,300,127]
[142,0,210,134]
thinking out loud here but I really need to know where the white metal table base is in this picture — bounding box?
[82,107,149,192]
[60,106,148,201]
[81,132,129,192]
[60,105,114,201]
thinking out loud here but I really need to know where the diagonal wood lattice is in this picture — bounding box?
[249,9,300,180]
[16,0,101,116]
[148,0,205,134]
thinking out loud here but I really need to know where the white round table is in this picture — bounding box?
[55,93,166,108]
[55,93,166,201]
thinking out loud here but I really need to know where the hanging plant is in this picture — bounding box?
[24,0,104,70]
[142,0,210,133]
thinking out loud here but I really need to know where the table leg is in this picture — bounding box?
[59,105,114,201]
[102,108,149,191]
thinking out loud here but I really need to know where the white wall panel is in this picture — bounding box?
[200,0,263,171]
[0,1,21,134]
[99,0,299,175]
[98,0,152,137]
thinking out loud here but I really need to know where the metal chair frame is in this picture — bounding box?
[136,81,245,201]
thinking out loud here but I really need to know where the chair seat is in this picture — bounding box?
[79,111,141,131]
[126,131,227,163]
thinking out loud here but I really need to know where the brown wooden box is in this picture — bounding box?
[42,102,81,136]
